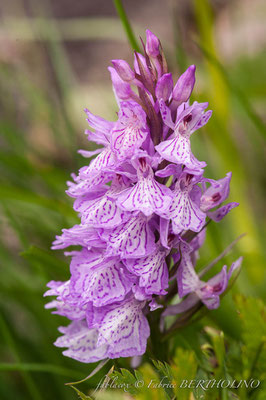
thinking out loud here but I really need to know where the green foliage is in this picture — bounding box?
[0,0,265,399]
[66,296,265,400]
[68,386,93,400]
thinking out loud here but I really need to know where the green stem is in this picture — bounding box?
[248,341,265,384]
[148,310,169,361]
[113,0,140,52]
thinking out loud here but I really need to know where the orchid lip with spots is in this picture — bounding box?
[44,29,242,363]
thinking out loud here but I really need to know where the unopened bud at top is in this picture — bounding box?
[145,29,160,58]
[155,73,173,101]
[108,67,132,100]
[172,65,196,104]
[111,59,135,82]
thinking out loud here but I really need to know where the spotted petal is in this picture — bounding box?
[117,177,172,216]
[207,202,239,222]
[52,225,104,250]
[155,135,206,170]
[70,252,133,307]
[66,172,114,198]
[124,247,169,295]
[111,102,149,160]
[201,172,232,212]
[100,214,156,258]
[74,194,130,228]
[169,189,206,234]
[93,298,150,358]
[55,320,108,363]
[79,147,117,178]
[44,281,87,320]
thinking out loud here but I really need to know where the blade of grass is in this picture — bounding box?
[0,314,43,400]
[0,362,82,379]
[196,41,266,140]
[113,0,140,52]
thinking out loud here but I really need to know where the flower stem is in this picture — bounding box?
[113,0,140,52]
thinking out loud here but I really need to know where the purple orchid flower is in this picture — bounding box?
[163,256,243,317]
[45,29,241,364]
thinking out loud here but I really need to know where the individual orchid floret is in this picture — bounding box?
[111,101,149,160]
[201,172,232,212]
[167,171,206,234]
[171,65,196,108]
[111,59,136,82]
[145,29,160,58]
[200,172,239,222]
[156,100,212,170]
[70,250,134,307]
[124,244,169,296]
[117,157,172,216]
[108,66,134,102]
[91,297,150,358]
[155,73,173,102]
[100,212,156,258]
[164,256,243,317]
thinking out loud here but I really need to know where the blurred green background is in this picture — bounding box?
[0,0,265,399]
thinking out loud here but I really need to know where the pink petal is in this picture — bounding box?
[117,177,172,216]
[55,321,108,363]
[100,214,156,258]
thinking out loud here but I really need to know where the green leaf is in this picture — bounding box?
[21,245,68,271]
[150,359,174,400]
[68,385,93,400]
[109,368,140,396]
[0,362,82,379]
[171,348,197,400]
[234,295,266,380]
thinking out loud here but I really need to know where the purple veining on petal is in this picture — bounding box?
[207,202,239,222]
[45,28,241,364]
[99,213,156,258]
[70,250,134,307]
[168,173,206,234]
[111,101,149,160]
[201,172,232,212]
[66,171,115,198]
[117,159,172,216]
[74,192,131,228]
[55,320,109,363]
[52,225,105,250]
[156,100,211,170]
[92,297,150,358]
[124,245,169,295]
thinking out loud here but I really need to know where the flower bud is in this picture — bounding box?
[145,29,160,57]
[108,67,132,100]
[172,65,196,104]
[155,73,173,101]
[111,59,135,82]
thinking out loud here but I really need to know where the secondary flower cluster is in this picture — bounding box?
[45,30,242,363]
